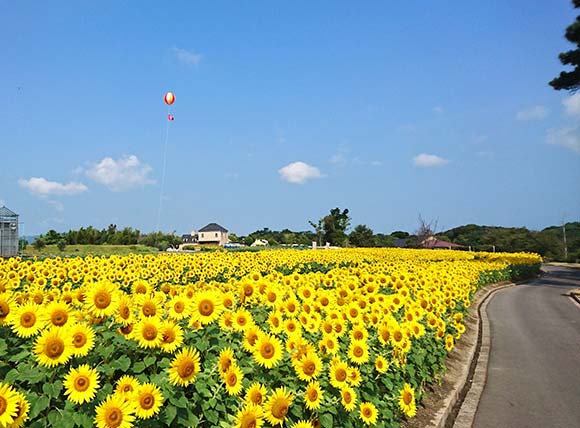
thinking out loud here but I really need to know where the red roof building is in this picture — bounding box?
[420,236,466,250]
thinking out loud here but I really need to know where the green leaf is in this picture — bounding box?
[29,394,50,419]
[132,361,146,373]
[320,413,333,428]
[4,368,19,383]
[144,355,156,367]
[73,411,94,428]
[48,410,62,426]
[163,404,178,425]
[114,355,132,372]
[98,346,114,360]
[169,392,189,409]
[8,350,29,362]
[42,381,63,398]
[206,409,219,424]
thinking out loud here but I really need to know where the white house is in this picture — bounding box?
[197,223,229,246]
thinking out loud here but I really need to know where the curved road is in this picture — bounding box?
[473,266,580,428]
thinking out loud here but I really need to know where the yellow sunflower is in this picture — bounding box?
[133,383,164,419]
[253,333,283,369]
[115,376,141,400]
[7,302,45,337]
[292,350,322,382]
[398,383,416,418]
[0,382,18,427]
[232,308,254,332]
[168,347,201,387]
[190,290,224,325]
[63,364,100,404]
[233,404,263,428]
[218,347,236,375]
[45,300,72,328]
[347,367,362,387]
[8,390,29,428]
[223,364,244,396]
[33,327,73,367]
[340,385,357,412]
[292,421,314,428]
[245,382,267,406]
[374,355,389,374]
[329,359,349,389]
[348,340,369,365]
[167,295,190,320]
[159,320,184,353]
[445,334,454,352]
[0,293,15,326]
[359,402,378,425]
[94,394,135,428]
[85,280,119,318]
[264,387,293,426]
[243,326,261,352]
[133,318,162,349]
[69,323,96,357]
[115,294,134,326]
[303,381,323,411]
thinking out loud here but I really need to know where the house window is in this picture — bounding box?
[201,233,204,238]
[215,233,218,237]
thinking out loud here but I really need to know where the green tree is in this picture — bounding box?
[349,224,376,247]
[57,239,67,251]
[549,0,580,92]
[319,208,350,246]
[33,237,46,250]
[308,219,324,246]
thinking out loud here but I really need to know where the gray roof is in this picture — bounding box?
[0,206,18,218]
[199,223,228,233]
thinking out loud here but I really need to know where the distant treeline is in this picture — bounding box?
[26,221,579,262]
[439,222,580,261]
[233,222,579,262]
[29,225,182,251]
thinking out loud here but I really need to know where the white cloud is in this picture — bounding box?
[18,177,88,197]
[546,126,580,153]
[433,106,445,114]
[85,155,155,191]
[278,161,323,184]
[370,160,383,167]
[172,47,203,66]
[413,153,449,167]
[516,105,548,121]
[563,93,580,118]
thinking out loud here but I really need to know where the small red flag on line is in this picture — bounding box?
[168,114,175,121]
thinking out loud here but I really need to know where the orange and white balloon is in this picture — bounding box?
[164,92,175,105]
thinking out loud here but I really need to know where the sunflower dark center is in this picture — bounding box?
[261,343,274,358]
[21,312,36,327]
[178,360,195,378]
[143,325,157,341]
[199,299,214,316]
[94,291,111,309]
[74,375,89,392]
[141,393,154,409]
[52,310,68,326]
[46,338,64,358]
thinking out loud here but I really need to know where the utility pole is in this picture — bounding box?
[562,215,568,261]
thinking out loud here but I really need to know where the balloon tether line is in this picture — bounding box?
[156,106,170,233]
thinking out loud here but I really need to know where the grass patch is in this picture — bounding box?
[23,244,159,258]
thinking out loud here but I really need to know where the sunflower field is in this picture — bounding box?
[0,248,540,428]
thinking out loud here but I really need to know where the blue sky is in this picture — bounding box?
[1,1,579,236]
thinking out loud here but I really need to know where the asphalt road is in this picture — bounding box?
[473,266,580,428]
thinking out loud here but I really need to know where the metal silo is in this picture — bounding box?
[0,206,19,257]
